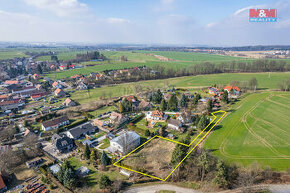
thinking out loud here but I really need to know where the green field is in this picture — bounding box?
[0,50,27,59]
[70,72,290,104]
[204,91,290,170]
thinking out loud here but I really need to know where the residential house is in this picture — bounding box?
[146,110,168,121]
[137,100,152,111]
[168,119,184,132]
[62,98,76,107]
[12,86,36,94]
[51,134,74,153]
[35,84,43,90]
[77,82,88,90]
[224,86,241,96]
[4,80,19,85]
[26,157,44,168]
[33,74,40,80]
[54,88,66,97]
[95,73,106,81]
[164,93,172,101]
[208,87,220,96]
[52,81,63,89]
[109,131,140,155]
[0,145,11,154]
[41,116,70,131]
[66,122,97,139]
[31,93,45,101]
[109,112,128,125]
[0,99,25,111]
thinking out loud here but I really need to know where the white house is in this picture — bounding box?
[41,116,70,131]
[110,131,140,155]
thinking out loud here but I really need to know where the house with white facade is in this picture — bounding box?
[109,131,140,155]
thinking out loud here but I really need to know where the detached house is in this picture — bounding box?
[109,131,140,155]
[110,112,128,125]
[208,87,220,96]
[224,86,240,95]
[41,116,69,131]
[146,110,168,121]
[168,119,184,132]
[51,134,74,153]
[52,81,63,89]
[66,122,97,139]
[54,88,66,97]
[62,98,76,107]
[33,74,40,80]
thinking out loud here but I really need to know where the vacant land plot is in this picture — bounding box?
[204,92,290,171]
[119,137,177,179]
[0,50,27,59]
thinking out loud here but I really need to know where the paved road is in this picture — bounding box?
[123,184,199,193]
[123,184,290,193]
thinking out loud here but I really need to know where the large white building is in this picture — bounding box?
[109,131,140,155]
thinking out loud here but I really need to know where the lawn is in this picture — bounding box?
[67,157,126,192]
[204,91,290,171]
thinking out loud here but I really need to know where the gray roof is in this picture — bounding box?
[168,119,182,127]
[42,116,69,128]
[67,122,96,138]
[111,131,140,146]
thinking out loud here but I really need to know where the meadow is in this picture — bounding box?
[204,91,290,171]
[0,49,27,59]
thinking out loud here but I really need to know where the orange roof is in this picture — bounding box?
[224,86,240,92]
[5,80,18,85]
[55,88,62,94]
[0,95,9,99]
[52,81,59,87]
[0,175,6,190]
[151,110,164,118]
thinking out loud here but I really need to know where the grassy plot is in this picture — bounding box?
[204,92,290,171]
[118,137,177,179]
[0,50,27,59]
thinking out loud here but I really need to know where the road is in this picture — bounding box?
[123,184,290,193]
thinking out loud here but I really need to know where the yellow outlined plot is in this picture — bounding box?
[113,110,227,181]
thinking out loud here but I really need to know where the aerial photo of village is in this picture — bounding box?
[0,0,289,193]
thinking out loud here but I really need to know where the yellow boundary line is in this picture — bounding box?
[113,110,227,181]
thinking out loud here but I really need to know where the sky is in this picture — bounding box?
[0,0,289,46]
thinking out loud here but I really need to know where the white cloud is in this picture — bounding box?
[152,0,177,12]
[23,0,89,17]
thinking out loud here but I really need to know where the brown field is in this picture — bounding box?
[121,138,177,179]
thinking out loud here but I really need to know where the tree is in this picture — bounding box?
[213,160,228,188]
[193,94,201,105]
[197,150,210,182]
[167,94,178,111]
[63,168,76,189]
[222,91,228,103]
[197,115,208,130]
[84,143,91,160]
[121,98,132,112]
[119,102,124,113]
[101,151,111,166]
[120,55,128,61]
[160,98,167,111]
[179,94,187,108]
[249,77,258,91]
[37,64,43,74]
[99,175,112,189]
[144,129,151,137]
[207,99,212,113]
[152,89,163,104]
[90,149,99,162]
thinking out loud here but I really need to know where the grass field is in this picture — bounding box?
[204,91,290,171]
[0,50,27,59]
[70,72,290,105]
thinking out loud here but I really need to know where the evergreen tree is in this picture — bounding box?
[193,94,201,105]
[37,64,43,74]
[63,168,75,189]
[101,151,111,166]
[90,149,99,162]
[197,115,208,130]
[84,143,91,160]
[160,98,167,111]
[222,91,228,103]
[167,94,178,111]
[197,150,210,182]
[119,102,124,113]
[152,89,163,104]
[213,160,228,188]
[171,144,187,166]
[179,94,188,108]
[99,175,112,189]
[207,99,213,113]
[121,98,132,112]
[144,129,151,137]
